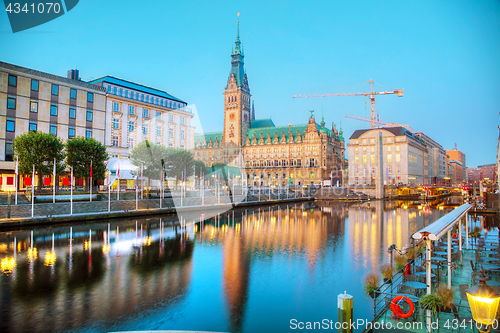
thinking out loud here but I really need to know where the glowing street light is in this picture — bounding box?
[466,271,500,332]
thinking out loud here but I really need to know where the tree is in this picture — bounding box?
[193,160,205,176]
[164,148,194,185]
[66,137,108,181]
[129,140,168,186]
[13,131,65,184]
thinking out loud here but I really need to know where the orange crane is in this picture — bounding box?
[344,114,415,133]
[293,80,403,129]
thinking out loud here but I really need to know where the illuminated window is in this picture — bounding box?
[387,154,392,163]
[371,155,375,163]
[363,155,367,163]
[396,153,400,162]
[30,101,38,113]
[355,156,359,163]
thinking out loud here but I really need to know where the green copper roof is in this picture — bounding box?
[245,124,306,145]
[228,21,245,88]
[194,131,223,148]
[251,118,275,128]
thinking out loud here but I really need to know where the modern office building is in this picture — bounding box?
[0,61,106,190]
[347,127,448,186]
[89,76,194,159]
[446,147,466,183]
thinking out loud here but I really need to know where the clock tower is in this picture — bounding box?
[223,18,251,147]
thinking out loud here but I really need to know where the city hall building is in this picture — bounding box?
[193,23,346,186]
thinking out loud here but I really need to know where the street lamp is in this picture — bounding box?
[466,270,500,333]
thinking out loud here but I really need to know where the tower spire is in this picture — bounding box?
[234,12,241,55]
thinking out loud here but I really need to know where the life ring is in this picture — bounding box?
[452,233,459,240]
[390,295,414,319]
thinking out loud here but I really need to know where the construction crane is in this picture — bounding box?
[293,80,403,129]
[344,114,415,133]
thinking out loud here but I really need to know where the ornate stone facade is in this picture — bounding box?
[193,23,345,187]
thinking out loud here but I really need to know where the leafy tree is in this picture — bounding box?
[66,137,108,181]
[13,131,65,184]
[164,148,194,185]
[193,160,205,176]
[129,141,168,186]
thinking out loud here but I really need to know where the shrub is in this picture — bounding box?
[420,294,444,316]
[436,285,454,309]
[381,263,393,280]
[363,272,380,297]
[394,254,408,271]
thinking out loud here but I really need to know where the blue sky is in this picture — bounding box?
[1,0,498,167]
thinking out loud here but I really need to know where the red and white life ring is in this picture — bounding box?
[452,233,459,240]
[390,295,415,319]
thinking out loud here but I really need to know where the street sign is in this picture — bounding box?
[201,214,205,219]
[201,202,205,206]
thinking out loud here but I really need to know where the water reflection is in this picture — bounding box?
[0,218,194,333]
[0,199,493,333]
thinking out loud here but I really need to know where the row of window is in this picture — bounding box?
[114,102,185,124]
[6,118,91,139]
[247,158,318,168]
[107,85,182,109]
[249,172,314,180]
[113,118,184,138]
[7,95,93,121]
[8,75,94,102]
[354,145,401,153]
[112,136,178,148]
[354,154,401,163]
[355,166,401,174]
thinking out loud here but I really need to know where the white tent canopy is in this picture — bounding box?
[105,158,139,185]
[412,204,472,241]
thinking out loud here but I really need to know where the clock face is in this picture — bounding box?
[229,112,235,120]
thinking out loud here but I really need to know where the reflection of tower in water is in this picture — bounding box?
[206,205,346,331]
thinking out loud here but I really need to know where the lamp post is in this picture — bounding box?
[466,270,500,333]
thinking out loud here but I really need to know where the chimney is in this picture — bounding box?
[67,69,79,80]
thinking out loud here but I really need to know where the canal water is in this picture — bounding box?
[0,200,486,333]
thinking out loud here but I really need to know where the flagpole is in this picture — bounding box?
[160,167,162,209]
[70,166,73,215]
[108,170,110,213]
[31,164,34,218]
[90,160,93,202]
[140,164,143,200]
[117,166,120,201]
[53,158,56,204]
[14,155,18,205]
[135,172,138,211]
